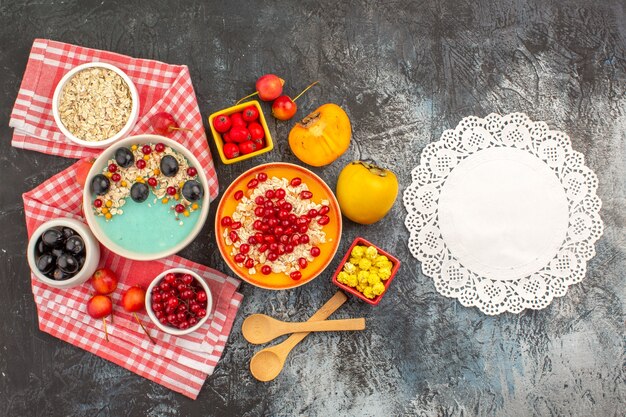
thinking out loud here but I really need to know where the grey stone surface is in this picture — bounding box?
[0,0,624,416]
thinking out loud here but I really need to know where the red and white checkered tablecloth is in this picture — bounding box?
[9,38,219,200]
[12,40,242,399]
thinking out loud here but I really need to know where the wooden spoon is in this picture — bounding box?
[249,291,347,382]
[243,313,365,345]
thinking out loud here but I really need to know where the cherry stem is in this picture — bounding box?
[293,81,319,102]
[102,317,109,342]
[235,91,259,105]
[169,126,193,133]
[133,313,157,344]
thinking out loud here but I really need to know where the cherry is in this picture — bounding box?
[151,112,192,136]
[236,74,285,103]
[271,81,319,121]
[310,246,321,257]
[212,114,232,133]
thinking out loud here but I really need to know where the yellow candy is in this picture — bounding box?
[349,257,360,265]
[101,207,109,214]
[131,144,138,151]
[179,181,185,189]
[356,283,365,293]
[183,210,190,217]
[363,286,375,299]
[337,271,350,284]
[350,245,366,259]
[105,213,112,220]
[105,200,112,208]
[191,203,199,210]
[136,176,144,183]
[143,155,150,161]
[357,270,369,284]
[365,246,378,260]
[162,197,169,204]
[378,267,392,280]
[343,262,357,274]
[153,168,160,175]
[174,193,180,200]
[104,172,112,178]
[374,255,390,268]
[120,180,128,187]
[368,272,381,286]
[346,274,358,287]
[358,258,372,271]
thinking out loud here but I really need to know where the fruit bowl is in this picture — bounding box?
[145,268,213,336]
[27,217,101,289]
[215,162,342,290]
[331,237,401,306]
[208,100,274,164]
[52,62,140,149]
[83,135,210,261]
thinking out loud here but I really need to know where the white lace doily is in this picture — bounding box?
[403,113,603,315]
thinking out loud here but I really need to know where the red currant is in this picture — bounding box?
[164,273,176,284]
[182,274,194,285]
[187,167,197,177]
[142,145,152,155]
[108,163,118,173]
[155,143,165,152]
[175,204,185,213]
[148,177,157,187]
[136,159,146,169]
[166,186,177,196]
[94,199,103,208]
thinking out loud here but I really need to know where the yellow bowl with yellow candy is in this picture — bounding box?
[331,237,400,305]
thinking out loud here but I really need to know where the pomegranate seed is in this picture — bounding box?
[240,244,250,254]
[267,252,278,261]
[319,205,330,215]
[187,167,197,177]
[280,235,290,244]
[282,202,293,212]
[221,216,232,226]
[285,244,294,253]
[257,172,268,181]
[147,177,157,187]
[265,189,275,199]
[247,179,259,189]
[255,232,264,242]
[255,196,265,205]
[155,143,165,152]
[142,145,152,155]
[167,186,177,196]
[136,159,146,169]
[298,258,308,269]
[234,190,244,200]
[310,246,321,257]
[248,236,257,245]
[300,234,310,244]
[274,226,284,236]
[275,188,286,199]
[94,199,103,208]
[269,243,279,252]
[307,209,318,218]
[261,265,271,275]
[290,271,302,280]
[264,200,274,208]
[231,221,242,230]
[108,163,118,173]
[290,177,302,187]
[317,215,330,225]
[263,235,275,243]
[175,204,185,213]
[281,219,290,227]
[258,244,268,252]
[260,224,270,232]
[244,258,255,268]
[290,234,300,244]
[298,225,308,234]
[278,210,289,219]
[263,208,274,217]
[288,214,298,223]
[268,218,279,227]
[300,190,313,199]
[253,220,263,230]
[254,206,265,217]
[229,231,239,242]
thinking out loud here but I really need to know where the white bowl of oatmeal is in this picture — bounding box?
[52,62,140,149]
[83,135,210,261]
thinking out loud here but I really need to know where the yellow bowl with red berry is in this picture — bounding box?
[208,101,274,164]
[332,237,401,305]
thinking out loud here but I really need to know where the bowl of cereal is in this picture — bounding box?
[83,135,210,260]
[215,163,342,290]
[332,237,401,306]
[52,62,139,148]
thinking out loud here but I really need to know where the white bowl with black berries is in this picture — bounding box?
[82,135,210,261]
[27,218,101,289]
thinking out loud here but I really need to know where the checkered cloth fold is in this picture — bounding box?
[13,40,241,399]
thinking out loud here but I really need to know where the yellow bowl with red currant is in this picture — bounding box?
[208,100,274,164]
[215,163,342,289]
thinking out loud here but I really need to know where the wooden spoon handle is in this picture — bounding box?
[273,291,347,354]
[283,318,366,334]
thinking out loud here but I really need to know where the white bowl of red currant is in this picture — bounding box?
[27,217,101,289]
[145,268,213,336]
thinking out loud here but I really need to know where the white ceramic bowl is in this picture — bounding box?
[52,62,140,149]
[27,218,101,289]
[82,134,211,261]
[145,268,213,336]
